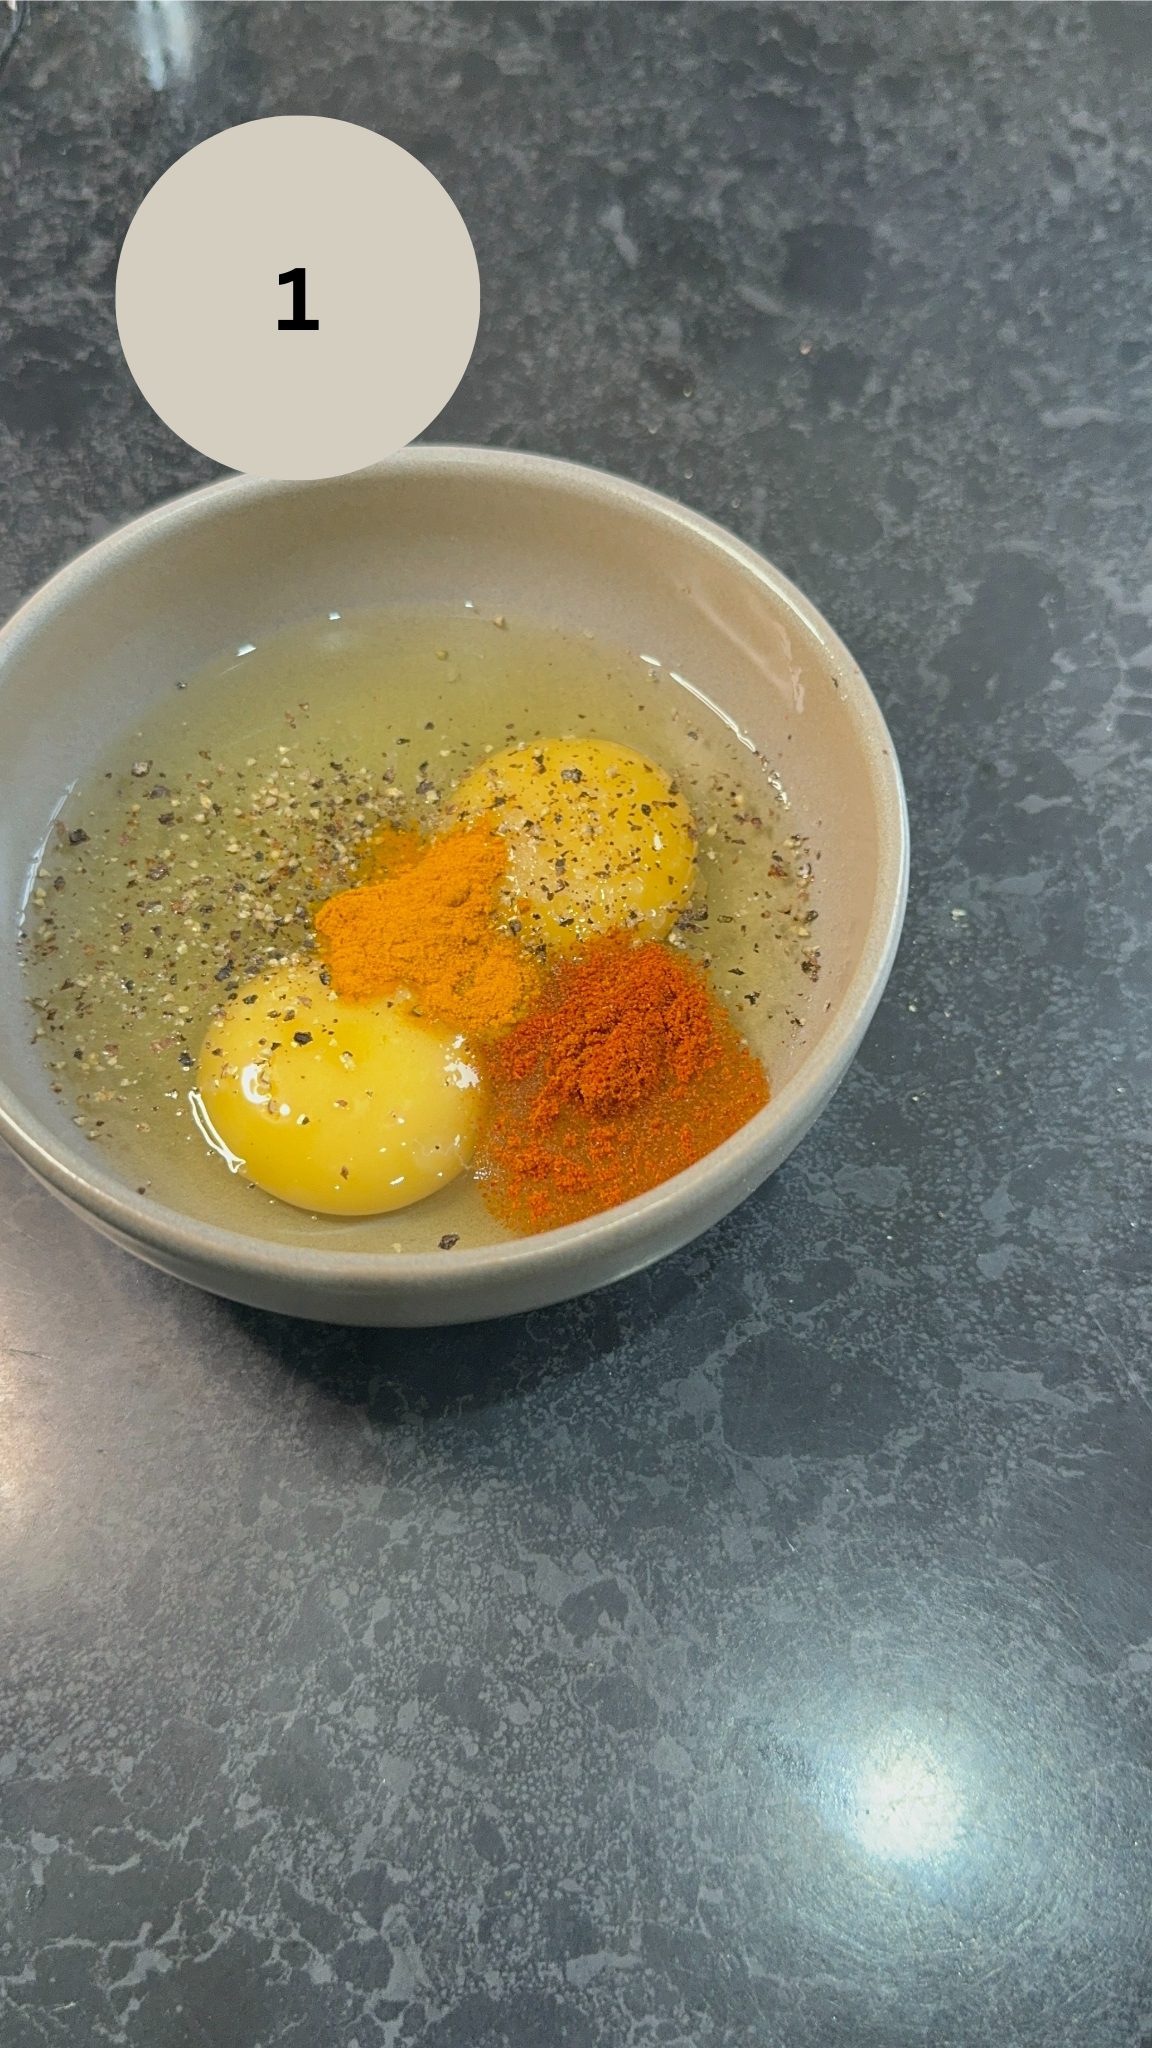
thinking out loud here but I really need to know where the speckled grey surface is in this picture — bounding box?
[1,4,1150,2043]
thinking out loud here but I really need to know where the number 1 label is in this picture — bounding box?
[278,267,319,331]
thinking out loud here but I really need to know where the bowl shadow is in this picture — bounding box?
[216,1253,696,1428]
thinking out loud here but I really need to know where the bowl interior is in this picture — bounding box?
[0,452,902,1269]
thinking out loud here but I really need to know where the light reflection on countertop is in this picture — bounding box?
[132,0,194,93]
[848,1744,962,1862]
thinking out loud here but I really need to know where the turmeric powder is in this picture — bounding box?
[314,817,540,1039]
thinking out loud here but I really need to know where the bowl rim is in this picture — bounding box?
[0,444,909,1293]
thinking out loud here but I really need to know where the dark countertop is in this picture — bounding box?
[1,6,1149,2043]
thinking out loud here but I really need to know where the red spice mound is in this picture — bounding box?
[476,938,770,1233]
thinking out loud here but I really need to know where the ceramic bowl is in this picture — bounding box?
[0,449,907,1324]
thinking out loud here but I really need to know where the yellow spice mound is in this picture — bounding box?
[313,816,540,1039]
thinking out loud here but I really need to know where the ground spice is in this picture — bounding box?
[475,938,769,1232]
[313,816,540,1039]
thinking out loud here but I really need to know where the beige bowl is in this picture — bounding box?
[0,449,907,1325]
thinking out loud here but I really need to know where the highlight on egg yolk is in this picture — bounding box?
[449,737,697,952]
[195,962,481,1215]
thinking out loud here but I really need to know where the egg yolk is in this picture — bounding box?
[196,962,481,1215]
[450,737,697,951]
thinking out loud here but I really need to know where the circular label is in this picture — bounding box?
[115,116,480,480]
